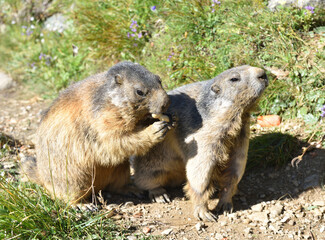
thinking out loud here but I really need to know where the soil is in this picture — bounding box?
[0,82,324,240]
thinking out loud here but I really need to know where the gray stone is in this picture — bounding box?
[44,14,70,33]
[268,0,325,10]
[0,72,14,90]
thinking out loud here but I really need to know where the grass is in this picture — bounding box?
[0,173,151,239]
[247,132,300,169]
[1,0,324,131]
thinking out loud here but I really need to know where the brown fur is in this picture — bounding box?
[20,61,170,203]
[133,65,268,221]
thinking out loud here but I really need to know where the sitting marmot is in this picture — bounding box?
[133,65,268,221]
[21,61,171,203]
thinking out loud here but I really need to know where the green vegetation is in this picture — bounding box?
[247,132,299,169]
[1,0,324,129]
[0,176,137,239]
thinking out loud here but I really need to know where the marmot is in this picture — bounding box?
[133,65,268,221]
[21,61,171,203]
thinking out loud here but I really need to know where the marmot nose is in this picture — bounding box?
[252,68,268,84]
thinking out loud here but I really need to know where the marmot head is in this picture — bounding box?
[93,61,170,120]
[201,65,268,111]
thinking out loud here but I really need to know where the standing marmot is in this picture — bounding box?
[133,65,268,221]
[21,61,171,203]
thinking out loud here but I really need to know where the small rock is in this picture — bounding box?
[142,226,151,234]
[251,203,264,212]
[215,233,224,239]
[127,236,137,240]
[280,215,290,223]
[269,204,283,217]
[2,161,16,169]
[242,218,252,224]
[259,226,266,231]
[244,227,253,235]
[44,14,69,33]
[105,204,119,212]
[219,220,227,226]
[0,72,14,90]
[123,201,134,208]
[161,228,173,235]
[320,225,325,233]
[312,200,324,207]
[248,212,269,224]
[195,222,206,231]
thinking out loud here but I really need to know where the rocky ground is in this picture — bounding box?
[0,78,324,240]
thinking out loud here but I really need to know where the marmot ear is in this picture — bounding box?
[114,74,123,85]
[211,83,220,94]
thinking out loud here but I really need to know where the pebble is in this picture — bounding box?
[248,212,269,224]
[219,220,227,226]
[320,225,325,233]
[2,161,16,169]
[105,204,119,212]
[161,228,173,235]
[312,200,324,206]
[280,215,290,223]
[127,236,137,240]
[142,226,151,234]
[195,222,206,231]
[244,227,253,234]
[215,233,224,239]
[123,201,134,208]
[251,203,264,212]
[269,204,283,217]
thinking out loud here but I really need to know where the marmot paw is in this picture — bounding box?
[74,203,99,212]
[194,204,218,222]
[151,121,169,141]
[149,187,171,203]
[215,200,233,215]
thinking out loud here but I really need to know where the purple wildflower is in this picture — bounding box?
[131,28,137,32]
[30,62,36,68]
[213,0,221,4]
[305,5,315,14]
[151,6,156,11]
[39,53,45,60]
[321,105,325,118]
[131,33,135,37]
[127,32,130,38]
[22,26,27,29]
[138,32,142,38]
[26,30,33,36]
[212,8,215,12]
[45,56,52,66]
[167,52,174,61]
[130,20,139,28]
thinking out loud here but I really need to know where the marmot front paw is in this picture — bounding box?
[194,204,218,222]
[150,121,169,141]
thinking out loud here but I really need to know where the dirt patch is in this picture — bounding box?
[0,85,324,240]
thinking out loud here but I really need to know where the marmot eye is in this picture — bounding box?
[136,90,145,96]
[230,77,240,82]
